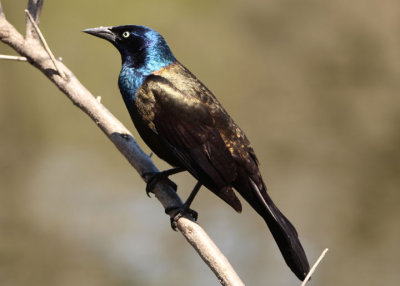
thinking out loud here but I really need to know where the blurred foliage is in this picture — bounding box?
[1,0,399,285]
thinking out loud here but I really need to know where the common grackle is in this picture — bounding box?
[83,25,310,280]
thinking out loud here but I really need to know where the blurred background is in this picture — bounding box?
[1,0,399,285]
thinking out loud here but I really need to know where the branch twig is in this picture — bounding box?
[301,248,329,286]
[0,54,27,61]
[24,9,66,79]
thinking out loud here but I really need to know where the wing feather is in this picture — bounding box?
[140,75,242,212]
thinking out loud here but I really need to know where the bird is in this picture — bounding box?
[83,25,310,280]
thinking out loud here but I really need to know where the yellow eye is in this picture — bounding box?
[122,31,130,38]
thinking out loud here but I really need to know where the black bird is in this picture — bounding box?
[84,25,310,280]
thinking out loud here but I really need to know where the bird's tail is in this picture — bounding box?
[235,176,310,281]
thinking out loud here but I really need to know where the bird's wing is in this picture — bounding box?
[138,75,242,212]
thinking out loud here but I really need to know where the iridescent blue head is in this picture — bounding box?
[84,25,176,99]
[84,25,175,71]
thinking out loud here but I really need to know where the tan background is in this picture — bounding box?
[1,1,399,285]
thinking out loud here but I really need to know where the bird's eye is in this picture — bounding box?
[122,31,130,38]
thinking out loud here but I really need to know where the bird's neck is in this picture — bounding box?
[118,65,146,103]
[118,48,175,102]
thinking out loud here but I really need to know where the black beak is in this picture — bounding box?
[83,26,117,43]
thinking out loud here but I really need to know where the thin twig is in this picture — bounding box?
[24,9,66,79]
[301,248,329,286]
[0,54,28,61]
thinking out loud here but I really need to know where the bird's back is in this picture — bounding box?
[152,62,257,163]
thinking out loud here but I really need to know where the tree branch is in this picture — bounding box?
[0,1,244,285]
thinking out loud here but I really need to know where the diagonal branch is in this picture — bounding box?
[0,1,245,286]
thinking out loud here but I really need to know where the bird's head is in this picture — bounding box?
[83,25,176,72]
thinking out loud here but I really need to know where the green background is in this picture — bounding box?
[1,1,399,285]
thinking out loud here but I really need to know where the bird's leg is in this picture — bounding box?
[166,181,202,230]
[182,181,202,210]
[143,167,185,196]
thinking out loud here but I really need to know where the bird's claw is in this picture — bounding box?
[143,171,178,197]
[165,206,198,231]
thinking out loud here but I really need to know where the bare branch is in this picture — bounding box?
[301,248,329,286]
[0,3,245,286]
[26,0,44,39]
[178,218,245,286]
[25,9,66,79]
[0,54,28,61]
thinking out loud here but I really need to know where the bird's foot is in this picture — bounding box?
[142,171,178,197]
[165,205,198,231]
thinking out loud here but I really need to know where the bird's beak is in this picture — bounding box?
[83,26,117,43]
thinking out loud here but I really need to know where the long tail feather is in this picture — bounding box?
[260,191,310,280]
[236,176,310,280]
